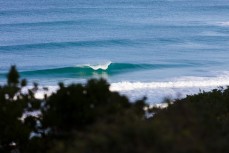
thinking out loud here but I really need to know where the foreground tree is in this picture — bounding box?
[0,66,40,153]
[46,88,229,153]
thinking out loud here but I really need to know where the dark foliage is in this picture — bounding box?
[0,66,229,153]
[0,66,39,153]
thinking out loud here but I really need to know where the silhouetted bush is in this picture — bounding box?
[0,66,40,153]
[0,66,229,153]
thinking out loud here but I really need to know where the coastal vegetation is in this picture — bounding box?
[0,66,229,153]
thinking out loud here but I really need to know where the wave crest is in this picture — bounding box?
[78,62,112,70]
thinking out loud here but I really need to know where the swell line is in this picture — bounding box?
[0,39,132,51]
[0,19,105,28]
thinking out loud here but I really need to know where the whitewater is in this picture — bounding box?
[1,0,229,103]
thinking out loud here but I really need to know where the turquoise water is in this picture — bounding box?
[1,0,229,102]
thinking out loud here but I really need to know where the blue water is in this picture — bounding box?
[1,0,229,102]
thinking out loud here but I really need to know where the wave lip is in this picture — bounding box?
[77,62,112,70]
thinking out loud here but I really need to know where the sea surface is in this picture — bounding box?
[1,0,229,103]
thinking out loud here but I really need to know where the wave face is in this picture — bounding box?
[10,62,193,78]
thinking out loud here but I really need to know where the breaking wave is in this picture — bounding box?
[8,62,193,78]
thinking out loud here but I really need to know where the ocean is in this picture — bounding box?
[1,0,229,103]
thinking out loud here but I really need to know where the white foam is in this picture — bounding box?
[21,86,58,99]
[23,73,229,104]
[89,62,111,70]
[77,61,112,70]
[110,73,229,103]
[110,75,229,91]
[216,21,229,27]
